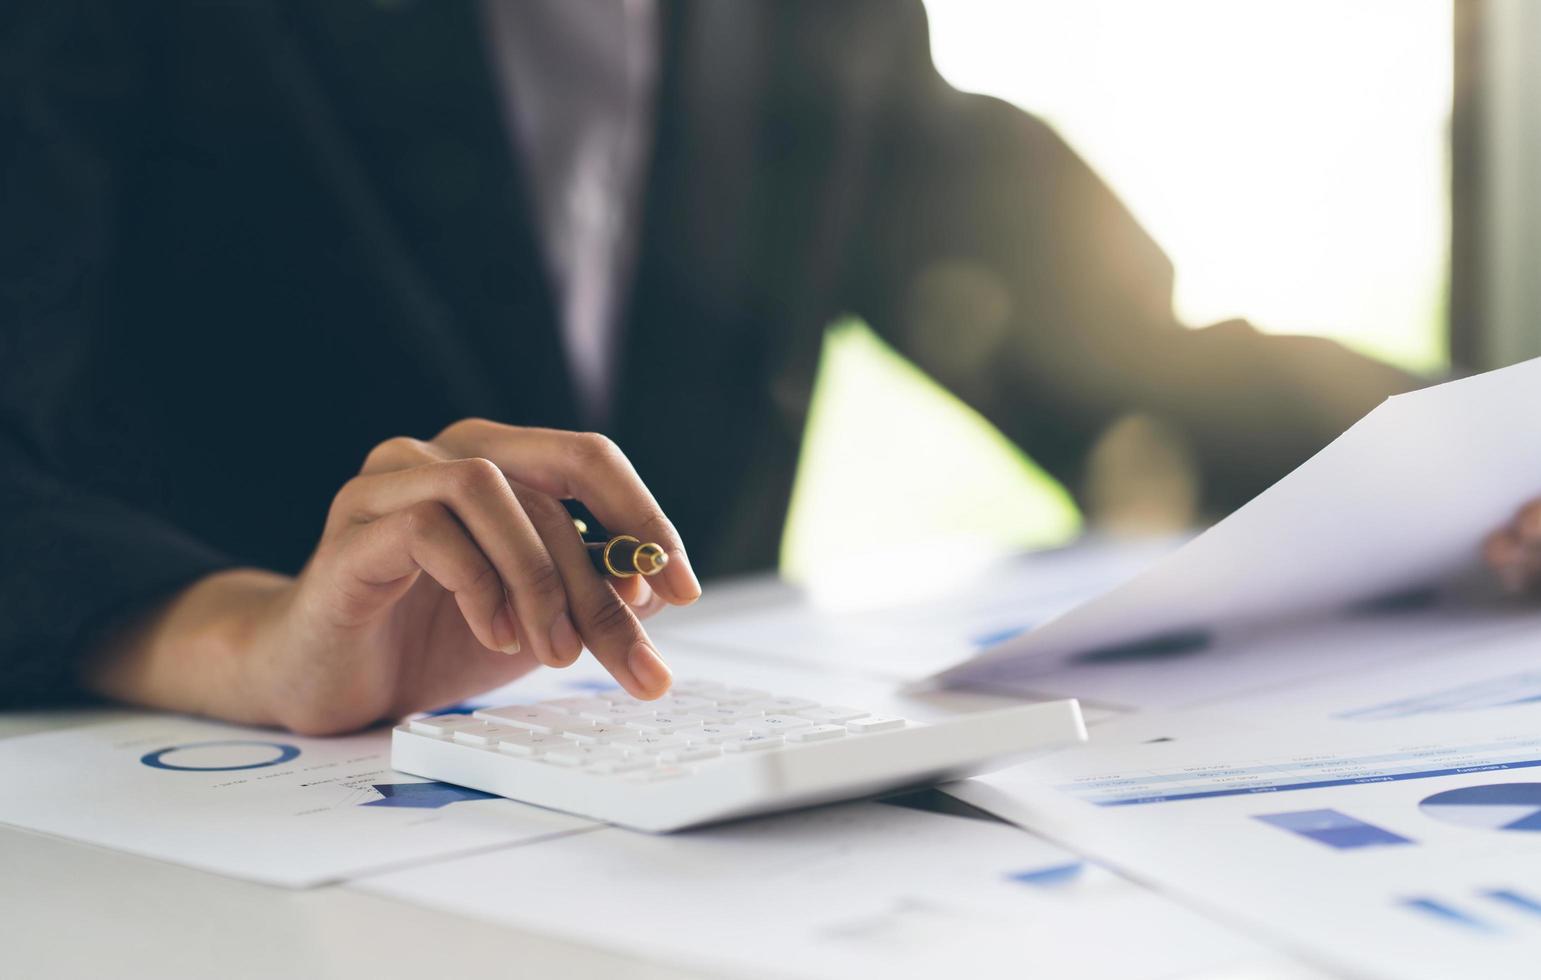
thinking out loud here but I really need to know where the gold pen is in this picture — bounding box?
[586,534,669,578]
[565,501,669,578]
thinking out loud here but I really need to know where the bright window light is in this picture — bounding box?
[782,2,1452,585]
[924,0,1452,371]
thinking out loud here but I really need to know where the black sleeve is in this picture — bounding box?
[842,0,1420,516]
[0,2,234,706]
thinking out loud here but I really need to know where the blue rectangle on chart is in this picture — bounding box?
[1006,861,1085,887]
[1483,889,1541,917]
[1089,754,1541,806]
[1400,897,1500,933]
[1254,808,1414,849]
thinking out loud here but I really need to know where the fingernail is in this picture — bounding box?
[667,550,702,603]
[493,602,521,655]
[549,612,581,665]
[627,641,672,696]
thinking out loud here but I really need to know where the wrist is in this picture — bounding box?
[81,568,293,725]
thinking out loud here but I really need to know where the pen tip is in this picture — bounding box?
[634,543,669,576]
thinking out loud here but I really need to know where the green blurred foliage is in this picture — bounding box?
[780,318,1083,580]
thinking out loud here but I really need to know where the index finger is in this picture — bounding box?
[434,421,702,605]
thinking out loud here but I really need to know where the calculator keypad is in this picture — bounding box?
[399,682,914,777]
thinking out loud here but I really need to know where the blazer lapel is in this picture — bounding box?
[273,0,581,429]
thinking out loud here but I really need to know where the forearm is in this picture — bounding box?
[79,568,292,726]
[1150,325,1423,516]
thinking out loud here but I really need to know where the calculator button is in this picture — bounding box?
[747,715,815,734]
[659,746,722,763]
[652,695,714,712]
[707,697,756,708]
[723,734,784,752]
[562,724,633,744]
[452,723,521,747]
[496,732,567,756]
[626,714,702,735]
[846,715,906,733]
[710,687,769,706]
[795,706,869,724]
[572,712,628,727]
[692,706,766,723]
[543,745,627,767]
[787,724,848,742]
[408,714,478,737]
[542,697,614,715]
[580,705,658,724]
[474,706,584,734]
[694,724,753,744]
[746,696,819,713]
[609,733,692,754]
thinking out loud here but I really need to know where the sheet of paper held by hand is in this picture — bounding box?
[934,356,1541,692]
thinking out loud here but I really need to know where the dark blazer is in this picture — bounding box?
[0,0,1413,705]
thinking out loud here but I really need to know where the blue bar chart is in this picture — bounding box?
[1254,809,1413,849]
[1059,734,1541,807]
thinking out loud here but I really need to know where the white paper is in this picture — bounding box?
[935,356,1541,689]
[0,716,593,887]
[648,537,1175,682]
[356,799,1304,980]
[995,603,1541,712]
[1205,612,1541,723]
[950,705,1541,980]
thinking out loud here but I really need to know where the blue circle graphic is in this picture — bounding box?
[140,740,301,772]
[1420,783,1541,831]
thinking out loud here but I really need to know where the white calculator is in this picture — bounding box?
[390,680,1086,831]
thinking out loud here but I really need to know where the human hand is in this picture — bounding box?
[83,421,701,734]
[1484,500,1541,595]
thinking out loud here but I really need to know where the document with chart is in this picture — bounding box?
[356,798,1300,980]
[934,355,1541,691]
[949,702,1541,980]
[0,715,593,887]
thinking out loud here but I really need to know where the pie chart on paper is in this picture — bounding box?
[1420,783,1541,831]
